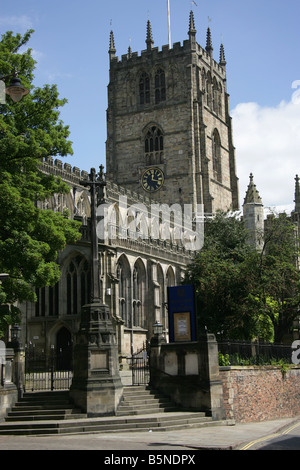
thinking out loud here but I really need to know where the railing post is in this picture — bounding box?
[50,346,55,391]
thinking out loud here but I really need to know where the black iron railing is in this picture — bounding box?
[24,346,73,391]
[127,343,150,385]
[218,339,292,366]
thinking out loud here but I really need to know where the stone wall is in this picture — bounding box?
[0,348,18,421]
[150,336,226,421]
[220,366,300,423]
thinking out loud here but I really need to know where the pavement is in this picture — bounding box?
[0,417,299,451]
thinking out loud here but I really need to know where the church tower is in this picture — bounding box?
[106,11,239,215]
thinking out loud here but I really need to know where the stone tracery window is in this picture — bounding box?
[132,262,146,328]
[66,255,90,315]
[155,69,166,104]
[139,72,150,105]
[117,257,131,328]
[144,125,164,165]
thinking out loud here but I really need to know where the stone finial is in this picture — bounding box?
[109,30,116,59]
[219,43,226,67]
[188,10,196,49]
[294,174,300,213]
[206,27,213,55]
[146,20,154,51]
[188,10,196,34]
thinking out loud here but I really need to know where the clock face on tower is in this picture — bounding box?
[141,167,165,192]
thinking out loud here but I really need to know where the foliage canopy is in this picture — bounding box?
[0,30,82,336]
[184,211,300,342]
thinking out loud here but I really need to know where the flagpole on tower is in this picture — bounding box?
[167,0,171,48]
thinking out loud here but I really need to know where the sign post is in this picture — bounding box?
[167,285,197,343]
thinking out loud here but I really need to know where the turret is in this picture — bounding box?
[243,174,264,249]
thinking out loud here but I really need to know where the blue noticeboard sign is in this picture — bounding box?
[167,285,197,343]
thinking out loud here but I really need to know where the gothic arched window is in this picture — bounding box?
[155,69,166,104]
[66,255,90,316]
[144,126,164,165]
[35,283,59,317]
[212,129,222,183]
[212,78,218,114]
[132,261,146,328]
[139,72,150,105]
[117,256,131,328]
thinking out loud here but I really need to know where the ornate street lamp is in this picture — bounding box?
[153,321,164,337]
[10,324,21,345]
[1,69,29,103]
[151,321,166,346]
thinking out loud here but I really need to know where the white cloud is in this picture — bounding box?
[232,85,300,208]
[0,15,34,31]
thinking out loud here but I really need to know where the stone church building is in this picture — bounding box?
[21,12,245,374]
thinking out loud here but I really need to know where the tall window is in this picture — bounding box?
[139,72,150,105]
[35,283,59,317]
[155,69,166,104]
[66,255,90,315]
[117,256,131,328]
[206,74,212,107]
[132,261,146,328]
[212,129,222,183]
[145,126,164,165]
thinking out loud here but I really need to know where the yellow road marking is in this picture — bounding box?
[240,420,300,450]
[282,421,300,435]
[241,433,280,450]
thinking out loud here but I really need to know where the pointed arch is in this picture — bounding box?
[166,266,176,288]
[133,258,147,328]
[60,252,91,316]
[154,68,166,104]
[117,254,131,327]
[144,123,164,166]
[139,71,150,105]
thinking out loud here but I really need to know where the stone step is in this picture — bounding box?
[0,386,227,436]
[116,385,179,416]
[13,404,78,411]
[119,399,168,407]
[0,412,222,436]
[6,409,86,420]
[4,390,86,423]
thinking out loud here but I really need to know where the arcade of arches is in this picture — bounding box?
[23,245,182,372]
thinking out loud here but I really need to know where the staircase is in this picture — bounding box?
[116,386,178,416]
[4,391,87,422]
[0,386,227,436]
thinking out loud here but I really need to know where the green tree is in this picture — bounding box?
[184,211,300,342]
[255,213,300,342]
[0,30,82,337]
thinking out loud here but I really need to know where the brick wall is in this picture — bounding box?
[220,366,300,423]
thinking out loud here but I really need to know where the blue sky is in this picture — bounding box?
[1,0,300,208]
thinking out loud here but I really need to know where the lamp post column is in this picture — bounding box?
[69,166,123,416]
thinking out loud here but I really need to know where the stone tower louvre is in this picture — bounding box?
[106,12,239,214]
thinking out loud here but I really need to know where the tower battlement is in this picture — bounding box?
[110,39,226,79]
